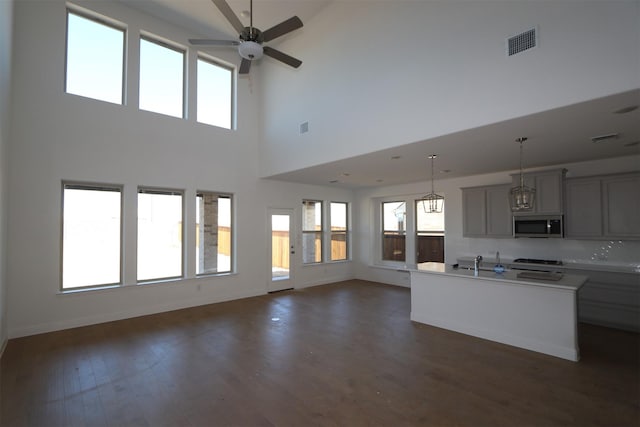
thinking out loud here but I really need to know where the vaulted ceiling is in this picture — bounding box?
[117,0,639,188]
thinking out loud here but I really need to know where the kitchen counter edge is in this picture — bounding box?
[456,257,639,275]
[413,262,587,291]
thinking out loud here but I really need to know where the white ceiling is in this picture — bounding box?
[267,89,640,188]
[118,0,331,41]
[118,0,640,188]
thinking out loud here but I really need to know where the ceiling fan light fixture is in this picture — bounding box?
[238,41,263,60]
[190,0,303,74]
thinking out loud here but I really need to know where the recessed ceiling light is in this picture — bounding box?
[329,179,339,183]
[613,105,638,114]
[376,179,383,183]
[341,173,350,177]
[440,169,451,174]
[391,155,401,160]
[240,10,250,18]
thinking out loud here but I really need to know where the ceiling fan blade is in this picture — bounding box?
[263,46,302,68]
[189,39,240,46]
[211,0,245,34]
[239,58,252,74]
[262,16,303,42]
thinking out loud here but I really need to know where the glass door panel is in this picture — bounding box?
[269,209,294,292]
[271,214,290,280]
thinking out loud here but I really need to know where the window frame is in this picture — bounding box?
[61,181,124,291]
[381,200,407,263]
[136,187,185,283]
[302,199,323,264]
[138,34,187,119]
[329,201,349,262]
[195,191,234,276]
[196,54,236,130]
[64,6,127,105]
[376,195,447,266]
[415,199,446,264]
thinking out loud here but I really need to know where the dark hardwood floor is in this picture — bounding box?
[1,280,639,427]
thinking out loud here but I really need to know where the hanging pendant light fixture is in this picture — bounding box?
[420,154,444,213]
[509,137,536,212]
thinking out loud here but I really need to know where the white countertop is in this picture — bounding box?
[456,256,640,275]
[413,262,588,291]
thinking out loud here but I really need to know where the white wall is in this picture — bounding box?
[0,0,14,353]
[260,0,640,177]
[6,0,638,339]
[354,155,640,285]
[7,0,354,338]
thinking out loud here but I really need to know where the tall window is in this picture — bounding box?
[137,188,183,281]
[302,200,322,264]
[196,192,233,274]
[330,202,348,261]
[65,9,125,104]
[139,37,185,118]
[382,201,406,262]
[62,183,122,289]
[197,56,234,129]
[416,199,445,263]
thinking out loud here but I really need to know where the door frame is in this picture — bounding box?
[268,208,295,292]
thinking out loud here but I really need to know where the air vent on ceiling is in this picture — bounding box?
[299,121,309,134]
[507,28,537,56]
[591,133,619,144]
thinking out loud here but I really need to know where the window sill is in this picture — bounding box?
[302,260,351,268]
[370,263,413,272]
[196,271,234,279]
[58,284,122,295]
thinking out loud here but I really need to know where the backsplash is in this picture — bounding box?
[451,237,640,268]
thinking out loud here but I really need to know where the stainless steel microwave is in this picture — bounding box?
[513,215,563,238]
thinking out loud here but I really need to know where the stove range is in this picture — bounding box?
[513,258,563,266]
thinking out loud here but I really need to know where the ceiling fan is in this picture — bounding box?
[189,0,303,74]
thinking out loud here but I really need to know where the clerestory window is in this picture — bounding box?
[65,9,125,104]
[139,36,186,118]
[197,56,234,129]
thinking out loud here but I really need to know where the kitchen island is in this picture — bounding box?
[410,262,588,361]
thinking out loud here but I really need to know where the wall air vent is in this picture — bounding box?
[507,28,537,56]
[299,121,309,134]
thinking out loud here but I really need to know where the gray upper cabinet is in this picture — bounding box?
[486,185,513,236]
[603,173,640,238]
[565,172,640,240]
[462,187,486,236]
[511,169,566,215]
[565,177,602,238]
[462,184,512,238]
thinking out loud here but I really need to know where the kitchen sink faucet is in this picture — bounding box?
[474,255,483,276]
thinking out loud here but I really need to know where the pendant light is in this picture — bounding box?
[420,154,444,213]
[509,137,536,212]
